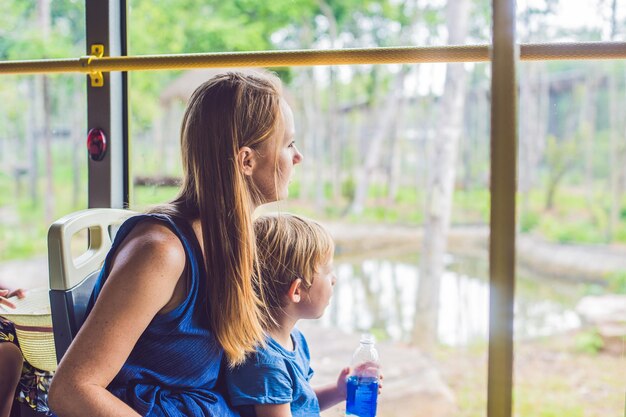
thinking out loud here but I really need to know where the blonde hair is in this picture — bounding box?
[152,71,283,366]
[253,213,334,328]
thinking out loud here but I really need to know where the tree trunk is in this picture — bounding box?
[519,63,548,227]
[608,68,620,241]
[27,79,39,207]
[581,70,598,207]
[155,105,166,176]
[318,0,341,203]
[298,68,320,204]
[606,0,620,241]
[417,90,436,216]
[387,86,407,203]
[312,71,327,211]
[297,20,326,208]
[348,70,408,215]
[411,0,470,350]
[71,85,82,208]
[545,168,567,211]
[42,75,54,223]
[38,0,54,222]
[460,89,474,191]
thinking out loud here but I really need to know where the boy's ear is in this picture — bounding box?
[287,279,304,303]
[237,146,256,176]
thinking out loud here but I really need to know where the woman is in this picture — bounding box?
[48,71,303,417]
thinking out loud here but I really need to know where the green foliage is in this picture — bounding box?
[0,139,90,261]
[604,271,626,294]
[131,185,179,211]
[453,189,490,224]
[574,329,604,355]
[323,205,343,219]
[543,134,580,209]
[1,0,626,273]
[368,327,389,343]
[539,216,605,244]
[341,177,355,200]
[520,211,540,232]
[288,181,301,199]
[582,283,606,296]
[394,187,420,205]
[516,403,583,417]
[614,223,626,244]
[0,0,83,60]
[588,201,609,232]
[515,188,626,245]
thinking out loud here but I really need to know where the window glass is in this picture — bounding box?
[126,0,492,211]
[265,60,492,417]
[518,0,626,43]
[0,1,86,290]
[515,60,626,417]
[127,58,493,415]
[126,0,492,414]
[2,1,623,415]
[123,2,626,416]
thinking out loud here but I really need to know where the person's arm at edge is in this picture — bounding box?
[254,403,293,417]
[0,288,26,309]
[48,222,186,417]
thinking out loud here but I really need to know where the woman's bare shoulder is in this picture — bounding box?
[110,218,187,277]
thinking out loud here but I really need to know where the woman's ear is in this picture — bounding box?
[287,278,303,303]
[237,146,256,176]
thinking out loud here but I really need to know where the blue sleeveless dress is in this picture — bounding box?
[87,214,240,417]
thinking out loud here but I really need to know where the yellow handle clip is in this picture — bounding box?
[82,44,104,87]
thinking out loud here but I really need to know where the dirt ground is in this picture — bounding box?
[300,322,458,417]
[437,330,625,417]
[302,321,624,417]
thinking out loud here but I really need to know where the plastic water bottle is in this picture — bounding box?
[345,333,380,417]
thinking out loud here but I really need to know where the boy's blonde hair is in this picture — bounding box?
[254,213,334,327]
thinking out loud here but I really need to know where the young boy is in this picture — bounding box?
[226,213,349,417]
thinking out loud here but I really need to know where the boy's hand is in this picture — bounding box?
[347,363,384,395]
[336,367,350,398]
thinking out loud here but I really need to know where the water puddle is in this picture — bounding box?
[318,254,583,345]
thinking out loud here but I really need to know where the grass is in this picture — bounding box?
[2,160,626,260]
[435,333,625,417]
[131,184,179,210]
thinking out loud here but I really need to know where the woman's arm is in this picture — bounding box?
[48,221,187,417]
[314,367,349,411]
[254,403,293,417]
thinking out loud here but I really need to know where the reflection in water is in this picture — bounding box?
[319,255,582,346]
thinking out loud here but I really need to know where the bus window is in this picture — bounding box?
[515,58,625,417]
[125,2,493,414]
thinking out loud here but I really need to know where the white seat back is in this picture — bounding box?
[48,209,135,363]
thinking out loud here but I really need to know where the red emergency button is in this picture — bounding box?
[87,128,107,161]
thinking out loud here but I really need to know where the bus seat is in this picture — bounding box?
[48,208,136,364]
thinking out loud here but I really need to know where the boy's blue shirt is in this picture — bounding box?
[226,328,321,417]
